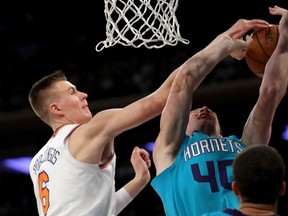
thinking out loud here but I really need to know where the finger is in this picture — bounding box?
[228,29,242,39]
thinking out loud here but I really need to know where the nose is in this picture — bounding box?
[80,91,88,100]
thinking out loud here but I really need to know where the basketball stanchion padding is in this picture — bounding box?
[95,0,189,52]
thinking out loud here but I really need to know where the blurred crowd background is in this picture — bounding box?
[0,0,287,215]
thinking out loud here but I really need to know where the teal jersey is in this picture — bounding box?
[201,209,242,216]
[201,212,231,216]
[151,132,246,216]
[202,209,280,216]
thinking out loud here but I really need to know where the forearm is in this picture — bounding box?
[123,174,149,198]
[115,187,133,215]
[263,40,288,101]
[181,37,232,92]
[115,177,149,215]
[115,146,151,215]
[152,36,231,107]
[151,67,180,108]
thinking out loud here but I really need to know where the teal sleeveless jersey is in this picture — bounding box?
[151,132,246,216]
[201,209,280,216]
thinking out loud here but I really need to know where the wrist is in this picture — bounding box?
[115,187,133,215]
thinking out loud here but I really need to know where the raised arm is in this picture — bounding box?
[153,28,255,174]
[115,147,151,215]
[241,6,288,146]
[69,63,179,163]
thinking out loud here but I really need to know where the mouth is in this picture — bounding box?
[199,114,210,120]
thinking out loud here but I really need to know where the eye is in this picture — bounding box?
[69,88,76,95]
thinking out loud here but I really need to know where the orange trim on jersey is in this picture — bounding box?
[100,153,115,169]
[52,124,114,169]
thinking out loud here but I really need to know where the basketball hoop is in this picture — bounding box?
[95,0,189,52]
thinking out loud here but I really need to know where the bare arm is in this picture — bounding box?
[241,6,288,146]
[153,32,254,175]
[69,66,178,163]
[115,147,151,215]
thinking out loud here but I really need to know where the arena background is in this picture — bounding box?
[0,0,287,215]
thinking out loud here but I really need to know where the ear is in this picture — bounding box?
[231,181,239,196]
[279,181,286,196]
[50,103,62,115]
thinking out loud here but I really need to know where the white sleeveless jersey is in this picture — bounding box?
[29,124,116,216]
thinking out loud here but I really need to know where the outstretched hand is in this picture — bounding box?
[226,19,269,60]
[269,5,288,34]
[225,19,269,39]
[228,33,254,60]
[208,18,269,60]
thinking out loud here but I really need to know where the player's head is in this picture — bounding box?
[186,106,221,137]
[29,70,92,126]
[232,145,286,205]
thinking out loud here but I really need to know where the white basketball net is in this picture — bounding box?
[95,0,189,51]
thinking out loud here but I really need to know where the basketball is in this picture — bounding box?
[245,24,279,78]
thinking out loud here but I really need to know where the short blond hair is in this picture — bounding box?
[28,70,67,124]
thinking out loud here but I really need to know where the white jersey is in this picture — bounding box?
[29,124,116,216]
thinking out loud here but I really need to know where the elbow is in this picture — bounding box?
[180,60,201,80]
[260,83,282,104]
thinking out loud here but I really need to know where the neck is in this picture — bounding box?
[239,202,277,215]
[52,122,70,132]
[51,119,72,132]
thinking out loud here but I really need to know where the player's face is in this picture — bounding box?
[186,106,221,136]
[51,81,92,124]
